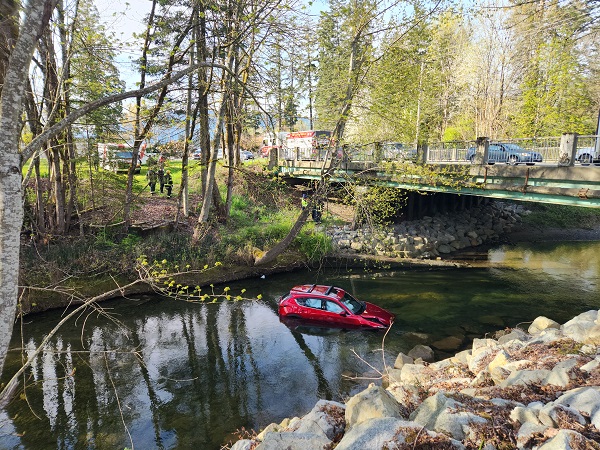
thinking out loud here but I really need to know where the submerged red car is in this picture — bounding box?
[278,285,394,330]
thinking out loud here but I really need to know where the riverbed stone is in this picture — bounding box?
[393,352,413,369]
[336,417,466,450]
[580,357,600,373]
[537,429,597,450]
[256,423,282,440]
[345,384,405,428]
[500,369,551,388]
[409,392,487,440]
[497,328,529,345]
[561,310,600,343]
[528,316,561,334]
[255,430,331,450]
[400,362,434,384]
[407,344,434,362]
[516,422,548,449]
[293,400,346,441]
[230,439,255,450]
[431,335,464,351]
[510,405,542,426]
[538,403,587,428]
[553,386,600,428]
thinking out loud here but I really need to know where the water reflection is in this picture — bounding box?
[1,240,600,449]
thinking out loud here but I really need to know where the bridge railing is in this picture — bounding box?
[496,137,562,163]
[576,135,600,164]
[427,141,476,163]
[277,134,599,166]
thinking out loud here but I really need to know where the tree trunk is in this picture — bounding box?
[0,0,57,381]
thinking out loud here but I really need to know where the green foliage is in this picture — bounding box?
[511,1,596,136]
[296,230,333,262]
[69,0,125,141]
[521,204,600,229]
[350,185,408,226]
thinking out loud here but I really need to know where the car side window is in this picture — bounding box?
[324,300,344,313]
[303,298,322,309]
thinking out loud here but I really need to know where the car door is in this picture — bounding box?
[301,297,323,321]
[322,299,355,325]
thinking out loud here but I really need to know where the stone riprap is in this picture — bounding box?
[327,202,525,259]
[230,310,600,449]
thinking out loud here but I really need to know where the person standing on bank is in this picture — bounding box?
[157,166,165,193]
[164,170,173,198]
[146,166,158,195]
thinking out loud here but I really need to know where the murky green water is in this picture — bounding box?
[1,240,599,449]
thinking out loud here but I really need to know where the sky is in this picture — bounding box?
[94,0,153,89]
[93,0,328,90]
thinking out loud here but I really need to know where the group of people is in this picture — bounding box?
[146,166,173,197]
[301,193,323,223]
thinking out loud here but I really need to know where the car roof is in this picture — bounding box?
[290,284,343,299]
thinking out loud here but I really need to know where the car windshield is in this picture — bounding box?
[115,151,134,159]
[501,144,526,152]
[340,292,365,314]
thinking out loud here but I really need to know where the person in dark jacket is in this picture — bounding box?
[164,170,173,198]
[146,166,158,195]
[157,167,165,193]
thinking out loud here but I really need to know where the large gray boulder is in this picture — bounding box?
[255,431,331,450]
[409,392,487,440]
[407,344,434,362]
[537,429,599,450]
[553,386,600,429]
[293,400,346,441]
[561,310,600,344]
[335,417,465,450]
[345,384,406,428]
[528,316,561,334]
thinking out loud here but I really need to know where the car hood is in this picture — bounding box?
[362,302,395,324]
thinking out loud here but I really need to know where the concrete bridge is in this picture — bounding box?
[273,134,600,209]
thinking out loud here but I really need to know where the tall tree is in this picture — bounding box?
[0,0,59,383]
[511,0,596,136]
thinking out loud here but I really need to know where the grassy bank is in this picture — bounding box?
[19,159,334,313]
[520,202,600,229]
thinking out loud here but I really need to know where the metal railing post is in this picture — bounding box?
[559,133,577,167]
[374,142,382,163]
[418,143,428,164]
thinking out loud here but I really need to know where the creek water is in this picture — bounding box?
[1,240,600,449]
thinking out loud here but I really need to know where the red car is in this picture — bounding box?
[278,285,394,330]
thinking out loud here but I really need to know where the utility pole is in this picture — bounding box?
[414,48,426,150]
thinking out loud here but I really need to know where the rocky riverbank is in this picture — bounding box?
[230,310,600,449]
[327,202,525,259]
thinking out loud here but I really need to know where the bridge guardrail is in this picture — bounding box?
[277,134,599,167]
[427,141,476,163]
[424,135,599,166]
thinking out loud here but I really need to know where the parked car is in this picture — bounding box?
[241,150,254,160]
[466,142,543,165]
[575,147,599,165]
[278,285,394,330]
[192,149,224,160]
